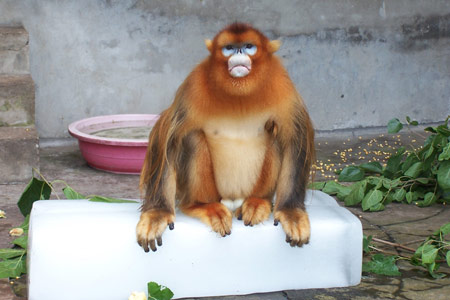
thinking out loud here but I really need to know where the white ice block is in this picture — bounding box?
[28,190,362,300]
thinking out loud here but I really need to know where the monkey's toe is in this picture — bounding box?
[240,197,271,226]
[274,208,310,247]
[136,210,175,252]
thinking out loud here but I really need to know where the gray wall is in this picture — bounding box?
[1,0,449,138]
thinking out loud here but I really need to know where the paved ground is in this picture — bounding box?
[1,128,449,299]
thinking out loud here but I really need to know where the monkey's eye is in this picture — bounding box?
[222,45,235,57]
[243,44,257,56]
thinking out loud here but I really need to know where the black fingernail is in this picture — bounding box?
[169,222,174,230]
[274,220,279,226]
[157,237,163,246]
[238,215,242,220]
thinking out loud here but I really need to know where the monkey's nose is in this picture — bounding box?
[228,53,251,78]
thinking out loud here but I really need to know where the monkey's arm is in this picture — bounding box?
[137,85,191,252]
[274,97,315,247]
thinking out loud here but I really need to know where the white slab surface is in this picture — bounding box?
[28,190,362,300]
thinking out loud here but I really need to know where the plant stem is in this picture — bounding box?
[371,237,417,253]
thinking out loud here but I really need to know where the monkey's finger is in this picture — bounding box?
[168,222,175,230]
[157,236,163,247]
[285,235,291,243]
[140,240,150,253]
[149,239,157,252]
[290,239,298,247]
[237,214,243,221]
[297,240,306,247]
[274,219,279,226]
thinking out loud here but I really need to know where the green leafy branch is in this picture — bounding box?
[363,223,450,278]
[314,116,450,211]
[0,172,137,280]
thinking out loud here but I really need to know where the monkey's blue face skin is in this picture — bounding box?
[222,44,257,57]
[223,44,257,78]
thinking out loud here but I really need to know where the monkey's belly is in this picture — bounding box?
[207,136,267,199]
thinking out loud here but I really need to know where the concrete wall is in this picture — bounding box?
[1,0,449,138]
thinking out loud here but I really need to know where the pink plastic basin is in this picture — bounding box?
[68,114,159,174]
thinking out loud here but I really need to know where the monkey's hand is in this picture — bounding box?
[181,202,232,237]
[273,208,310,247]
[136,209,175,252]
[236,197,271,226]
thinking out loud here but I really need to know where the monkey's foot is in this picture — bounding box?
[136,209,175,253]
[182,202,232,237]
[236,197,271,226]
[274,208,310,247]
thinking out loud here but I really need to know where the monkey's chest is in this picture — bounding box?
[204,116,270,199]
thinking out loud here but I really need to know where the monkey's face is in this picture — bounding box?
[213,29,264,79]
[221,43,257,78]
[205,24,280,96]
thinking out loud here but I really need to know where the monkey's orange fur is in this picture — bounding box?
[137,23,315,252]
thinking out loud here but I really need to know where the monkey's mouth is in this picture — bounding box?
[229,65,251,78]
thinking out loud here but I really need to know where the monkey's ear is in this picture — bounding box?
[205,39,213,52]
[268,40,281,53]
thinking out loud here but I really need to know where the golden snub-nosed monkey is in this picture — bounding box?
[137,23,315,252]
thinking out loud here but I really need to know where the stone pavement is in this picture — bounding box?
[0,129,449,299]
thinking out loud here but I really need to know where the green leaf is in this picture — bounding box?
[436,125,450,137]
[404,162,423,178]
[308,181,326,190]
[406,191,421,204]
[434,223,450,237]
[439,143,450,161]
[369,203,385,212]
[17,177,52,216]
[416,192,437,207]
[363,235,373,253]
[344,181,367,206]
[18,215,30,231]
[392,188,406,202]
[322,181,350,196]
[63,186,85,199]
[416,178,430,184]
[427,262,445,279]
[422,247,439,264]
[437,160,450,190]
[359,161,383,174]
[424,145,435,160]
[387,118,403,134]
[0,249,26,260]
[88,196,138,204]
[384,147,405,178]
[338,166,365,182]
[148,281,174,300]
[0,256,27,279]
[406,116,419,126]
[382,178,400,190]
[402,154,420,174]
[425,126,437,133]
[362,254,401,276]
[362,189,384,211]
[12,235,28,249]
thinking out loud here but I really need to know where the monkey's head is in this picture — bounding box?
[205,23,281,96]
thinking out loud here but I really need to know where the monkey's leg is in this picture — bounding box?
[179,132,232,237]
[236,145,280,226]
[273,144,311,247]
[136,163,177,252]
